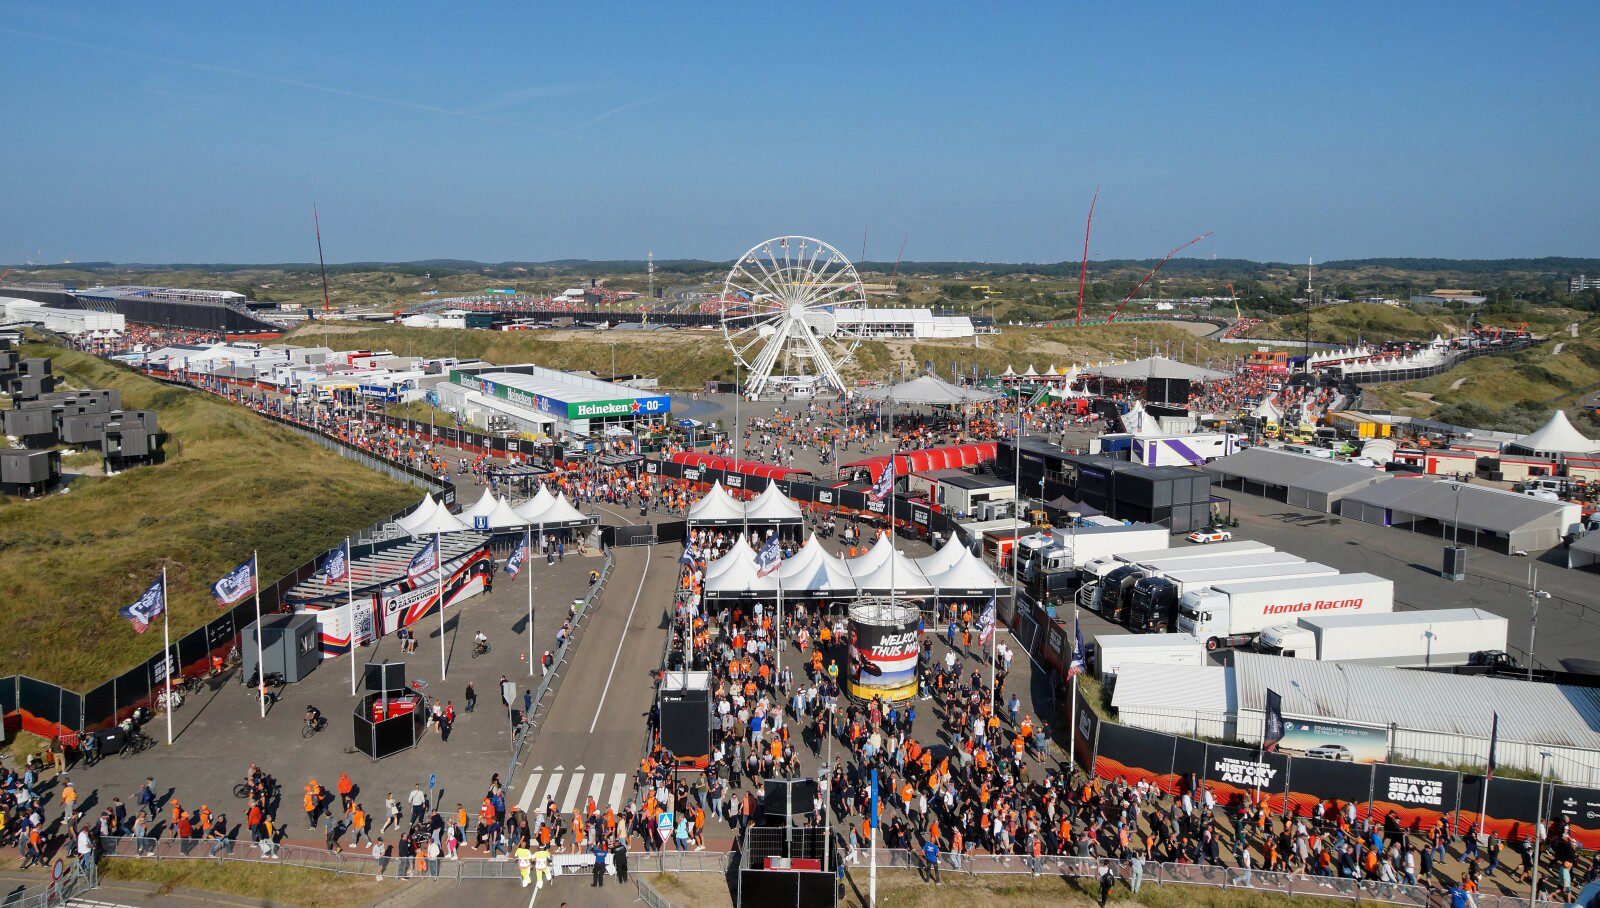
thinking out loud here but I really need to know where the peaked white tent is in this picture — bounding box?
[705,536,756,580]
[778,535,856,594]
[513,486,556,523]
[462,491,503,523]
[744,483,805,523]
[1506,410,1600,457]
[923,545,1006,595]
[398,495,469,537]
[852,547,934,593]
[846,533,897,576]
[687,481,749,525]
[704,555,778,596]
[482,495,529,530]
[520,492,594,529]
[914,536,971,577]
[396,494,444,534]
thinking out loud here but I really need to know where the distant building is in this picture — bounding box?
[830,307,976,339]
[1410,289,1487,306]
[1571,275,1600,294]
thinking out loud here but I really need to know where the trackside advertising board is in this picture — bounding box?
[450,370,669,421]
[1275,716,1391,764]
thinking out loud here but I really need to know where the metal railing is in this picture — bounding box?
[636,876,677,908]
[93,835,726,880]
[0,860,97,908]
[505,545,616,791]
[843,849,1556,906]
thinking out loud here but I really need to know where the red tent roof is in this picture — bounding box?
[667,451,810,481]
[842,442,999,483]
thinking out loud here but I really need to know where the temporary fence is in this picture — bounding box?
[846,850,1553,907]
[505,545,615,792]
[0,860,98,908]
[93,835,728,880]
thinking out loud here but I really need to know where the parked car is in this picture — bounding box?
[1186,529,1234,544]
[1306,744,1354,762]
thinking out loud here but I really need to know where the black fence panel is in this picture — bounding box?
[18,676,60,727]
[1283,757,1375,822]
[1460,775,1545,842]
[1093,722,1176,790]
[112,664,149,721]
[1371,765,1460,833]
[83,681,116,733]
[0,677,15,714]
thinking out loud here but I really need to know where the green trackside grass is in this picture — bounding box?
[97,857,400,906]
[0,343,418,690]
[1370,319,1600,421]
[1245,302,1469,345]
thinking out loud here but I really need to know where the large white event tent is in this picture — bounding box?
[699,530,1005,602]
[397,494,469,537]
[686,481,804,527]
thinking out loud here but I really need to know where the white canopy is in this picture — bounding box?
[704,555,778,595]
[513,485,556,522]
[914,536,971,577]
[399,495,469,537]
[523,492,592,528]
[705,536,756,580]
[396,494,443,533]
[1508,410,1600,456]
[744,483,804,522]
[483,495,529,530]
[687,481,747,524]
[851,547,934,593]
[857,375,1000,406]
[778,535,856,593]
[846,533,896,575]
[923,545,1006,594]
[462,491,502,522]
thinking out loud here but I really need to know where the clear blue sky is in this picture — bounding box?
[4,2,1597,265]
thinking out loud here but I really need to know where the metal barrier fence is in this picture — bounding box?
[94,836,727,880]
[636,876,676,908]
[0,860,97,908]
[847,850,1553,906]
[505,545,616,790]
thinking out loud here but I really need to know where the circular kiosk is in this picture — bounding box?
[846,597,921,702]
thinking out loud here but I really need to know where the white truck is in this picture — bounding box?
[1092,632,1207,682]
[1015,522,1169,605]
[1126,561,1340,633]
[1177,573,1395,650]
[1077,540,1275,613]
[1255,608,1508,667]
[1086,549,1301,620]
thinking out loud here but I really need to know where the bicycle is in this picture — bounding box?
[472,639,490,659]
[302,715,326,738]
[122,731,156,758]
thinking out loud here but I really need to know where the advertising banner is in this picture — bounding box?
[1283,757,1375,822]
[1549,785,1600,850]
[1071,688,1098,769]
[1370,765,1460,833]
[1275,716,1390,764]
[1093,723,1177,791]
[1458,775,1544,842]
[1171,736,1208,796]
[1203,743,1289,812]
[847,611,920,702]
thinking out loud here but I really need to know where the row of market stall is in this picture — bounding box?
[685,481,806,527]
[398,487,597,536]
[700,532,1008,602]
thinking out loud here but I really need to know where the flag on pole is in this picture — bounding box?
[1486,711,1499,780]
[119,576,166,634]
[504,537,527,577]
[408,538,440,579]
[869,459,896,503]
[679,546,698,567]
[756,535,782,578]
[210,556,257,607]
[869,767,880,830]
[320,545,349,583]
[977,595,997,645]
[1068,617,1086,678]
[1263,688,1286,753]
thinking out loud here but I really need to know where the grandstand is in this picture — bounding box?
[0,284,282,337]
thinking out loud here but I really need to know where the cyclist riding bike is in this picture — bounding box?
[473,631,489,655]
[304,704,322,732]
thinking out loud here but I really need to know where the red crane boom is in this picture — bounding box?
[1075,186,1099,326]
[1106,231,1212,323]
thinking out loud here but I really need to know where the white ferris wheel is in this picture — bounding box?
[720,235,869,398]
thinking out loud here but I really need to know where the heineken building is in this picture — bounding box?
[439,364,670,439]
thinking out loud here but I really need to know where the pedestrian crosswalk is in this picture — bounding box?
[515,767,634,817]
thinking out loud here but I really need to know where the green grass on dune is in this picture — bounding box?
[0,344,417,690]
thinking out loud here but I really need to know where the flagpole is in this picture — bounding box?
[436,530,447,680]
[534,524,540,674]
[1477,711,1497,846]
[999,404,1021,709]
[1068,603,1079,767]
[346,538,356,697]
[255,552,266,719]
[162,564,173,746]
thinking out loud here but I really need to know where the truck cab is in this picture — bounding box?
[1128,576,1180,633]
[1176,588,1226,649]
[1097,565,1146,624]
[1255,623,1316,658]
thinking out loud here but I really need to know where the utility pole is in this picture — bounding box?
[1527,566,1550,680]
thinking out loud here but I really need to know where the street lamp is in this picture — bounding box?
[1531,750,1553,908]
[1444,482,1466,581]
[1527,567,1550,681]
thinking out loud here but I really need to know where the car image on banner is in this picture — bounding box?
[1277,717,1390,764]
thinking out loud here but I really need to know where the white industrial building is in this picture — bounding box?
[2,298,126,335]
[1113,652,1600,784]
[830,307,975,339]
[438,364,671,439]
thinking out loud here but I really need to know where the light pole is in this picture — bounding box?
[1527,566,1550,681]
[1531,750,1553,908]
[1444,482,1466,581]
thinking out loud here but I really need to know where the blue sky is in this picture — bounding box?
[3,2,1597,264]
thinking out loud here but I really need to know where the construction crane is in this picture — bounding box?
[1075,186,1098,326]
[1227,281,1241,321]
[1106,232,1212,323]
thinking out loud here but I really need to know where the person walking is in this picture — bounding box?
[409,785,428,825]
[465,681,477,713]
[1130,850,1145,894]
[1098,862,1116,907]
[611,838,629,883]
[516,843,533,887]
[922,837,941,883]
